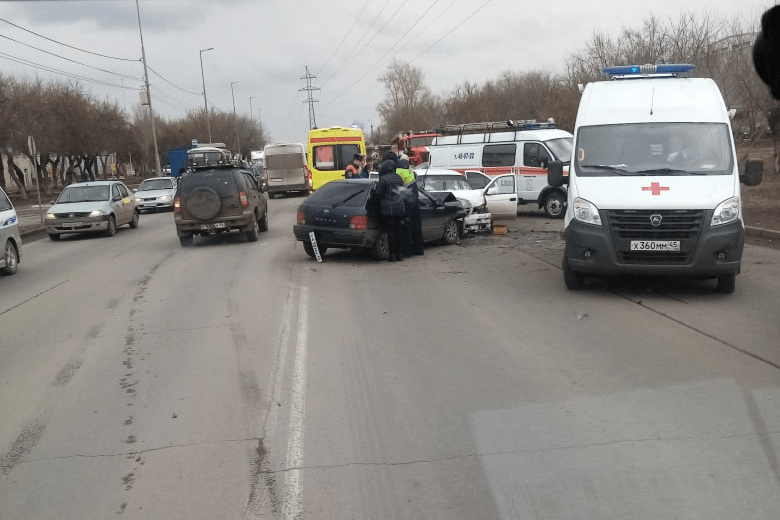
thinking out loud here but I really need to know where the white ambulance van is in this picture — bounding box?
[428,120,573,218]
[548,64,762,293]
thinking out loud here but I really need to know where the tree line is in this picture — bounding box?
[0,76,268,199]
[375,11,776,172]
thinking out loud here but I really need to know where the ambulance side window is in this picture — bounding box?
[524,142,551,168]
[482,144,516,167]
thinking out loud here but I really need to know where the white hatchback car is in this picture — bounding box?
[415,168,519,231]
[0,186,21,275]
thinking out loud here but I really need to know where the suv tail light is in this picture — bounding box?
[174,196,181,211]
[297,210,305,225]
[240,192,249,207]
[306,166,312,187]
[350,215,367,229]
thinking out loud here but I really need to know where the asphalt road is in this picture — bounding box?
[1,199,779,519]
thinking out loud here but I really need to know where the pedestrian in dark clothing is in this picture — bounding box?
[396,155,424,256]
[360,156,374,178]
[374,153,405,261]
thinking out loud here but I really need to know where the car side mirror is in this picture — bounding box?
[132,188,138,193]
[547,160,567,187]
[486,185,499,196]
[740,157,763,187]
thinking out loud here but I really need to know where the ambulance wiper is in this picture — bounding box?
[635,167,688,175]
[581,164,629,174]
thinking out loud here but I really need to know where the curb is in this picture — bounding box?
[745,226,780,241]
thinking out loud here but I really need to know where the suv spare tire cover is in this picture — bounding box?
[188,186,222,220]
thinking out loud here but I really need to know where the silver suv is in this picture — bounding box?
[0,186,21,275]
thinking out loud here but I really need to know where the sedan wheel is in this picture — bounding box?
[104,215,116,237]
[129,210,139,228]
[441,220,459,245]
[303,240,327,259]
[2,241,18,275]
[371,231,390,260]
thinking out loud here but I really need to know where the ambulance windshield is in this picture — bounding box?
[575,123,733,176]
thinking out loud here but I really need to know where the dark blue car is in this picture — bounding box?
[293,179,468,260]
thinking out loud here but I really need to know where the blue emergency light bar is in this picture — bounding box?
[602,63,695,76]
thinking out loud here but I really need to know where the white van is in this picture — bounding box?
[264,142,309,198]
[0,186,21,275]
[548,63,762,293]
[428,120,573,218]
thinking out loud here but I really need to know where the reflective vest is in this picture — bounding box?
[396,167,414,185]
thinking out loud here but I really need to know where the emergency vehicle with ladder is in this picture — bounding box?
[397,130,441,167]
[427,120,573,218]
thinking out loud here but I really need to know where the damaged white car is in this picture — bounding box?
[414,168,517,232]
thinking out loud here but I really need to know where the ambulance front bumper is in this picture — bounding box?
[564,216,744,278]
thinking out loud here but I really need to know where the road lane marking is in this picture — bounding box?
[283,286,308,519]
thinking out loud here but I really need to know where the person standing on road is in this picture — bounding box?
[360,155,373,178]
[374,151,405,261]
[396,154,422,257]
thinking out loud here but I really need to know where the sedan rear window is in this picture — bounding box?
[307,182,370,207]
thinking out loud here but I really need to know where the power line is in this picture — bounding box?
[0,51,140,90]
[326,0,445,107]
[316,2,370,75]
[322,0,396,84]
[410,0,493,64]
[0,16,138,61]
[0,32,142,80]
[146,63,201,96]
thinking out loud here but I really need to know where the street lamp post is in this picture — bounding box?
[199,47,214,143]
[231,81,241,159]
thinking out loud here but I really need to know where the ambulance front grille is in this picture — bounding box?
[607,209,705,264]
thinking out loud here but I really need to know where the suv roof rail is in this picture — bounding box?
[437,119,556,136]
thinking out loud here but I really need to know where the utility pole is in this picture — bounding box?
[299,66,320,130]
[135,0,161,175]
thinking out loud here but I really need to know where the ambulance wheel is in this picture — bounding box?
[563,256,583,290]
[717,273,736,294]
[543,192,566,219]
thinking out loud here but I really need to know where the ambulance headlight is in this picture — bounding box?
[572,197,601,226]
[710,196,740,226]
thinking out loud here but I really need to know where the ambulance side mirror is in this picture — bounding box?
[740,157,763,187]
[547,160,567,187]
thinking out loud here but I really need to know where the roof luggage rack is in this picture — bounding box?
[437,119,556,136]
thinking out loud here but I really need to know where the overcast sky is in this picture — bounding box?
[0,0,773,146]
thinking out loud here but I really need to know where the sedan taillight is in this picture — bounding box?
[297,210,305,225]
[350,215,367,229]
[240,192,249,207]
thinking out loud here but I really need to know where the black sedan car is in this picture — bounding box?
[293,179,469,260]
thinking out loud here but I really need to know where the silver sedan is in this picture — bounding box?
[133,176,177,212]
[46,181,139,241]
